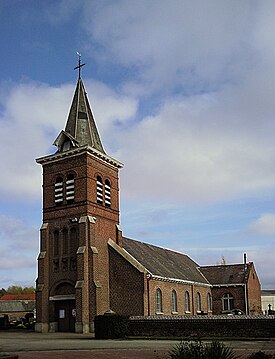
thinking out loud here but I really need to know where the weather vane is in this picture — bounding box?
[74,51,86,79]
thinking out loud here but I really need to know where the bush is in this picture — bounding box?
[169,340,239,359]
[248,352,275,359]
[94,314,129,339]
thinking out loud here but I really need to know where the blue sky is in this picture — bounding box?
[0,0,275,290]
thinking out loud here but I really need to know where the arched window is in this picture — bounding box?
[66,174,75,202]
[96,176,103,204]
[53,230,59,256]
[62,228,68,255]
[156,288,163,313]
[207,293,212,312]
[105,180,111,207]
[171,290,177,313]
[222,293,234,311]
[55,177,63,205]
[70,228,78,254]
[185,291,190,312]
[197,292,202,312]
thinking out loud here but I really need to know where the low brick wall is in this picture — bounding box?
[129,315,275,338]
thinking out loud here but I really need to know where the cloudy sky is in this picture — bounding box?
[0,0,275,290]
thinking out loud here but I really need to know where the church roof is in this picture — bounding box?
[200,263,251,286]
[123,237,209,285]
[54,78,105,154]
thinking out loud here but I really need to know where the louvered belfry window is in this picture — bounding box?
[55,177,63,205]
[66,174,75,202]
[105,180,111,207]
[96,176,103,204]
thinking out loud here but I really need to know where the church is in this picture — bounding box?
[35,64,261,333]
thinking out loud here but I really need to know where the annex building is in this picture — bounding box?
[35,69,261,333]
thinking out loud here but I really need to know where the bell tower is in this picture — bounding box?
[35,59,123,333]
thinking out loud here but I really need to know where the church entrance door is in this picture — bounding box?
[55,300,76,332]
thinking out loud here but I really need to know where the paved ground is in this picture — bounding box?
[0,331,275,358]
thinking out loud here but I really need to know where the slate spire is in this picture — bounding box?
[62,78,105,153]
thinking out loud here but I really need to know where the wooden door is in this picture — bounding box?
[55,300,76,332]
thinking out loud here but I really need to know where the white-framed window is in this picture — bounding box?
[156,288,163,313]
[185,291,190,312]
[66,174,75,202]
[105,179,111,207]
[222,293,234,311]
[96,176,103,204]
[207,293,212,312]
[171,289,177,313]
[197,292,202,312]
[55,177,63,205]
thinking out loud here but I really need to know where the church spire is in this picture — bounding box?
[54,56,106,154]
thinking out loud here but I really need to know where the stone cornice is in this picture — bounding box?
[36,145,123,169]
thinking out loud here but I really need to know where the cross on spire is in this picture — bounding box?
[74,52,86,79]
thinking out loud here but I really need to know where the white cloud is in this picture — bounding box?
[250,214,275,236]
[0,79,137,201]
[117,78,275,202]
[82,1,275,94]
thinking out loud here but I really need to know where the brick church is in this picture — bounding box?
[35,67,261,333]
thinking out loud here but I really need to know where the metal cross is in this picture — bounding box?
[74,52,86,79]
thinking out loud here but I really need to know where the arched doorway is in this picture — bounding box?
[50,282,76,332]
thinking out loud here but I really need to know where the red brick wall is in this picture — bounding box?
[109,246,145,316]
[148,280,212,316]
[247,263,262,314]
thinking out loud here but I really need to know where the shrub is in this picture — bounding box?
[205,340,239,359]
[248,352,275,359]
[169,340,239,359]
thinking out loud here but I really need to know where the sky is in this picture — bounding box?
[0,0,275,290]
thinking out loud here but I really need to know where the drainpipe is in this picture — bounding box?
[146,274,151,316]
[244,253,249,315]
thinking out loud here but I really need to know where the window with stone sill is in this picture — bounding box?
[171,289,178,313]
[207,293,213,312]
[156,288,163,314]
[222,293,234,311]
[197,292,202,312]
[185,291,190,313]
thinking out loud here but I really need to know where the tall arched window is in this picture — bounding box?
[105,180,111,207]
[66,174,75,202]
[197,292,202,312]
[62,228,68,255]
[222,293,234,311]
[207,293,212,312]
[70,228,78,254]
[156,288,163,313]
[171,290,177,313]
[55,177,63,205]
[53,230,59,256]
[96,176,103,204]
[185,291,190,312]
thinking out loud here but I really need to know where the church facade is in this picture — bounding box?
[35,73,261,333]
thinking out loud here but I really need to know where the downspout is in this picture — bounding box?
[244,253,249,315]
[146,274,151,316]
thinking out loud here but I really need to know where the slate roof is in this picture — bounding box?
[0,300,35,313]
[123,237,209,285]
[199,264,251,285]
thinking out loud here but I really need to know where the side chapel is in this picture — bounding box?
[35,65,261,333]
